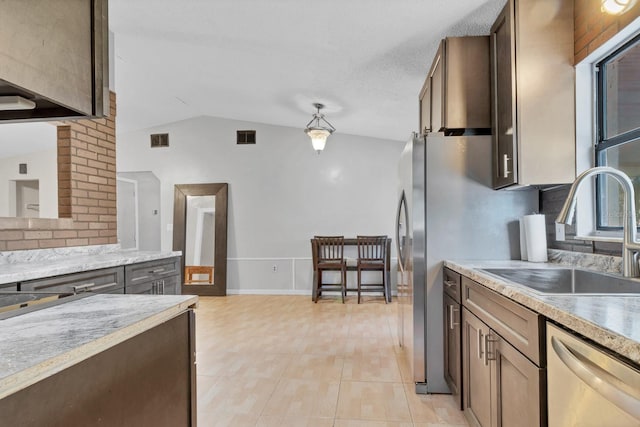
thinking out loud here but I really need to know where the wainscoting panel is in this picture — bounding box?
[226,257,399,295]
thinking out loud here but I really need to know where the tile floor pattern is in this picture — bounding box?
[195,295,469,427]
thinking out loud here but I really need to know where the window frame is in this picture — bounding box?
[594,32,640,231]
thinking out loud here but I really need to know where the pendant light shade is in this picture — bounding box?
[601,0,637,14]
[304,103,335,153]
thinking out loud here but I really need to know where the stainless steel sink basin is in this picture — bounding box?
[481,268,640,295]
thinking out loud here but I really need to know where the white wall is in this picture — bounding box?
[0,149,58,218]
[117,116,403,294]
[117,171,162,251]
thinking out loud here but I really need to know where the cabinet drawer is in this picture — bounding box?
[0,283,17,291]
[20,267,124,294]
[462,277,543,365]
[443,267,461,302]
[125,258,180,286]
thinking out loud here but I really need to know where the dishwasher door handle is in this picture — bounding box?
[551,336,640,420]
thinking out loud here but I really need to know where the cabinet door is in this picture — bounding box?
[419,80,431,134]
[492,334,544,427]
[490,2,517,189]
[159,275,181,295]
[444,293,462,409]
[125,280,157,295]
[430,42,444,133]
[463,308,492,427]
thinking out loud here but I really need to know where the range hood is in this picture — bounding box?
[0,0,109,122]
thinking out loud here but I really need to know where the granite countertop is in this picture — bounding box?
[0,293,198,399]
[0,249,181,285]
[444,259,640,366]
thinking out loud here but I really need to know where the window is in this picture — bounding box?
[595,34,640,229]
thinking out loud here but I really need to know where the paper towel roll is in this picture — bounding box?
[524,214,547,262]
[519,218,528,261]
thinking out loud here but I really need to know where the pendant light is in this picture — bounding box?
[304,103,335,153]
[601,0,637,14]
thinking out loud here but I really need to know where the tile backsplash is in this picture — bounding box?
[540,185,622,256]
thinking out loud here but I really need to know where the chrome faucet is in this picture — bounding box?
[556,166,640,277]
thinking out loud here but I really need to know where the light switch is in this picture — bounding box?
[555,223,565,241]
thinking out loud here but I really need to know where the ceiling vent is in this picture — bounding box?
[150,133,169,148]
[237,130,256,145]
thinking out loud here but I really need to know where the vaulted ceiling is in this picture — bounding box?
[109,0,505,142]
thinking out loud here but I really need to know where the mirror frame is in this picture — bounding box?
[173,183,228,296]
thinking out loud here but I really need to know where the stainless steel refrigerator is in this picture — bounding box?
[396,132,538,394]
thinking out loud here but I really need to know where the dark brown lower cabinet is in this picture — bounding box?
[443,292,462,408]
[0,310,196,427]
[462,307,544,427]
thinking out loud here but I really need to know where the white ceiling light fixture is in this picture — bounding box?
[601,0,637,14]
[304,103,336,153]
[0,96,36,111]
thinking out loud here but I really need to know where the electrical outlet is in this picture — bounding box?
[272,265,278,272]
[555,223,565,241]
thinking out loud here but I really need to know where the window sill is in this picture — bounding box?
[574,233,622,243]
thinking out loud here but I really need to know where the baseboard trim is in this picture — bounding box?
[225,289,399,297]
[226,289,310,296]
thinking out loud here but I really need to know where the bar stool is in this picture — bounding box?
[312,236,347,303]
[356,235,387,303]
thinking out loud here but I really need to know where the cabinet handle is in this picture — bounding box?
[449,305,459,330]
[72,282,96,293]
[444,280,456,289]
[502,154,511,178]
[85,282,118,293]
[149,268,165,274]
[160,280,165,294]
[477,329,484,360]
[484,334,499,366]
[151,281,157,294]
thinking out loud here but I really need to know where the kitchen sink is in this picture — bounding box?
[481,268,640,295]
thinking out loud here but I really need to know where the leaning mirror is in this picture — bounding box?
[173,183,228,296]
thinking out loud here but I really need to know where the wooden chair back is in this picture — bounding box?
[357,235,387,263]
[315,236,345,263]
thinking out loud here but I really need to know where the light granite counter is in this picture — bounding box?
[0,293,198,399]
[444,259,640,366]
[0,246,181,285]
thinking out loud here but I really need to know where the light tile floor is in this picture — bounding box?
[195,295,469,427]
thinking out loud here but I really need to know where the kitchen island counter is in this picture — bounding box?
[0,293,198,400]
[444,259,640,366]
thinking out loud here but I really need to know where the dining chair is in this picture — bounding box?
[356,235,388,303]
[312,236,347,303]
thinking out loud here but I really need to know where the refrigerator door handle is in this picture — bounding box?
[396,190,408,272]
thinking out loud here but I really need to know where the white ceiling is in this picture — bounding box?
[109,0,506,142]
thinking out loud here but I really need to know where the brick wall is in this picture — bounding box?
[575,0,640,63]
[0,92,117,251]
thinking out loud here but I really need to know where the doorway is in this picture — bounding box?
[117,178,139,249]
[12,180,40,218]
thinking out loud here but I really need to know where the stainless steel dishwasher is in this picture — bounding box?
[547,323,640,427]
